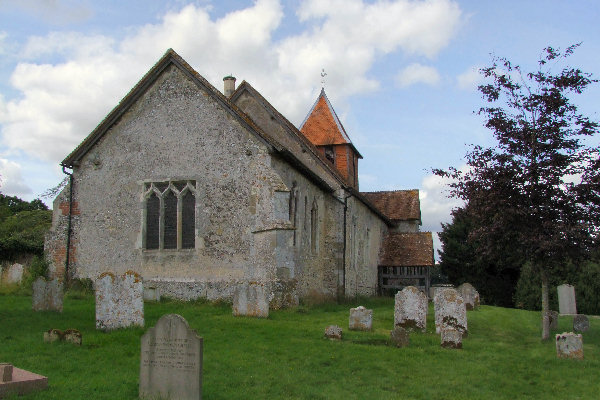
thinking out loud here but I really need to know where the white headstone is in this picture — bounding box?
[394,286,427,332]
[434,288,467,336]
[349,306,373,331]
[457,283,480,310]
[140,314,203,400]
[95,271,144,330]
[557,284,577,315]
[555,332,583,359]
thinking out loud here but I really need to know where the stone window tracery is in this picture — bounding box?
[143,180,197,250]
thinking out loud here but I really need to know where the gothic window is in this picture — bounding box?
[143,180,197,250]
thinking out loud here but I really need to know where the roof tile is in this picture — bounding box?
[361,190,421,221]
[379,232,434,267]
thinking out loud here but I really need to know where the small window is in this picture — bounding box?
[144,180,197,250]
[324,145,335,164]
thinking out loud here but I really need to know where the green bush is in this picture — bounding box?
[0,209,52,260]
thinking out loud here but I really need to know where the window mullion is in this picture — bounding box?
[159,195,165,250]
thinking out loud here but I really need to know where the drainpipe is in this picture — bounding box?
[341,191,353,302]
[62,165,74,286]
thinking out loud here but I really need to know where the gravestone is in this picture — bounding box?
[441,327,462,349]
[140,314,203,400]
[349,306,372,331]
[64,329,82,345]
[43,329,63,343]
[546,310,559,330]
[394,286,427,332]
[573,314,589,333]
[4,263,24,284]
[32,277,63,312]
[390,327,410,348]
[0,364,48,397]
[457,283,480,310]
[557,284,577,315]
[95,271,144,330]
[143,285,161,302]
[324,325,342,340]
[555,332,583,359]
[434,288,468,336]
[232,282,269,318]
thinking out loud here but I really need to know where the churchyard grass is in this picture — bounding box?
[1,292,599,399]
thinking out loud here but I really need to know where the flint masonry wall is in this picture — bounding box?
[48,64,294,301]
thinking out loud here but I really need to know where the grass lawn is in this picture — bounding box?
[0,292,599,399]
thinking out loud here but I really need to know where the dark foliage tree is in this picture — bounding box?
[435,44,600,340]
[438,205,523,307]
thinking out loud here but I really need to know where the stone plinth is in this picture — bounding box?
[349,306,372,331]
[0,366,48,397]
[324,325,342,340]
[232,282,269,318]
[0,364,12,383]
[95,271,144,330]
[140,314,203,400]
[441,328,462,349]
[390,327,409,348]
[394,286,427,332]
[434,288,468,336]
[573,314,589,333]
[557,284,577,315]
[556,332,583,359]
[32,277,63,312]
[457,283,480,310]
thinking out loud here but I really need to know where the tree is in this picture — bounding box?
[435,44,600,340]
[438,204,523,307]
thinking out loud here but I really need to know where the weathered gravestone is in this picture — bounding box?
[457,283,480,311]
[390,327,410,348]
[394,286,427,332]
[349,306,373,331]
[95,271,144,330]
[32,277,63,312]
[143,285,161,302]
[232,282,269,318]
[324,325,342,340]
[3,263,24,285]
[546,310,559,331]
[434,288,468,336]
[0,364,48,397]
[140,314,203,400]
[573,314,589,333]
[441,327,462,349]
[557,284,577,315]
[556,332,583,359]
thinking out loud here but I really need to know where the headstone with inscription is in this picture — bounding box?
[140,314,203,400]
[557,284,577,315]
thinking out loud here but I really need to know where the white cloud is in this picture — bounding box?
[1,0,93,25]
[456,65,482,90]
[418,169,465,233]
[0,159,33,198]
[395,63,441,87]
[0,0,463,165]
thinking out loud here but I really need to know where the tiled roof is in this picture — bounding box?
[361,190,421,221]
[379,232,434,267]
[299,89,362,158]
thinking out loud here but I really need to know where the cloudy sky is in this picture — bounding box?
[0,0,598,256]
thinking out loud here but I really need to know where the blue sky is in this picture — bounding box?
[0,0,599,255]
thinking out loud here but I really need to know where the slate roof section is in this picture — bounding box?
[379,232,434,267]
[361,190,421,222]
[299,88,362,158]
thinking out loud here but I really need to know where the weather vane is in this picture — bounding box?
[320,68,327,88]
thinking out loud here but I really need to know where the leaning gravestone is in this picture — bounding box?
[32,277,63,312]
[434,288,468,336]
[556,332,583,359]
[557,284,577,315]
[457,283,480,311]
[573,314,589,333]
[232,282,269,318]
[95,271,144,330]
[140,314,203,400]
[394,286,427,332]
[349,306,373,331]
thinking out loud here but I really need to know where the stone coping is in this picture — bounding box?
[0,366,48,398]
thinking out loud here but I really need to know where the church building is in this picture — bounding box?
[45,49,433,306]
